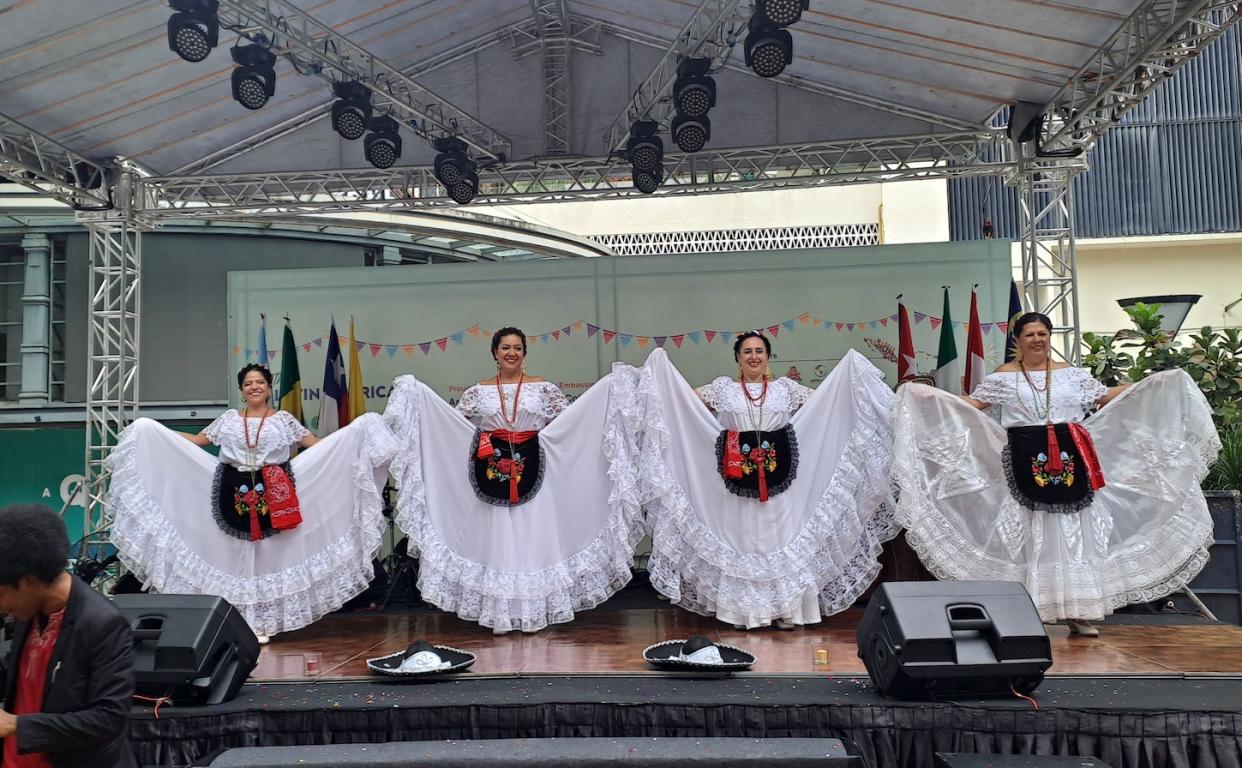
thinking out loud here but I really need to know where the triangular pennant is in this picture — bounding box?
[561,325,572,336]
[619,334,632,347]
[467,325,481,337]
[436,337,448,351]
[835,322,845,332]
[637,336,650,349]
[302,342,312,352]
[981,323,993,334]
[552,330,561,341]
[386,345,398,358]
[354,340,365,352]
[782,319,795,332]
[672,335,685,348]
[767,325,780,337]
[451,331,464,345]
[812,316,823,327]
[603,329,616,343]
[869,320,878,329]
[244,348,253,360]
[231,345,241,355]
[402,344,416,357]
[847,323,856,331]
[998,321,1009,332]
[913,312,926,324]
[929,317,942,330]
[529,335,538,346]
[419,342,432,355]
[879,317,889,327]
[366,342,381,357]
[587,324,599,338]
[654,336,667,347]
[688,331,702,344]
[313,337,324,348]
[540,334,550,343]
[704,330,717,343]
[798,312,811,325]
[573,321,583,331]
[269,350,279,360]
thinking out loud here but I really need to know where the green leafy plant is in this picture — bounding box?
[1181,327,1242,428]
[1114,302,1185,381]
[1081,332,1132,386]
[1204,424,1242,492]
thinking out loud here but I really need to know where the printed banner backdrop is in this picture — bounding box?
[226,241,1013,417]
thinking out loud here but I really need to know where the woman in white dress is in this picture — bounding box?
[638,332,900,629]
[107,364,397,642]
[891,312,1219,636]
[384,327,643,634]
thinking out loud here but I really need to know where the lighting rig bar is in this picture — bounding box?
[0,112,112,209]
[214,0,512,160]
[142,129,1013,214]
[602,0,749,155]
[1039,0,1242,154]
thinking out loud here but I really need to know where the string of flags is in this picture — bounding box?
[231,310,1012,361]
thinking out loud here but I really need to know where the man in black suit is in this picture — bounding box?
[0,504,136,768]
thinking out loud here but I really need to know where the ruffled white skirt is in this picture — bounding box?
[891,370,1219,621]
[383,368,645,632]
[637,348,900,628]
[106,414,396,636]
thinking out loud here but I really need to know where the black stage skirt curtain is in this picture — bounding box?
[127,679,1242,768]
[1003,423,1095,514]
[469,430,545,507]
[714,425,799,500]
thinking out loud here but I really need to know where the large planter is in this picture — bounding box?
[1184,490,1242,625]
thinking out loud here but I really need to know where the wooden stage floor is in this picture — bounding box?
[253,605,1242,681]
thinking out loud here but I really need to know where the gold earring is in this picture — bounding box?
[495,360,501,370]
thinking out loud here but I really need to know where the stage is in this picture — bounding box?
[126,581,1242,768]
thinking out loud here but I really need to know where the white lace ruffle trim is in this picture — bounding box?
[386,371,646,632]
[107,414,395,636]
[641,358,900,623]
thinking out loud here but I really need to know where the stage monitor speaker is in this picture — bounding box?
[113,593,260,706]
[857,581,1052,700]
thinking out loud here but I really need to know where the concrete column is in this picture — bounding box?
[19,234,51,403]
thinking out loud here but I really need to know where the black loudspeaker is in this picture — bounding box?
[857,581,1052,700]
[113,593,260,706]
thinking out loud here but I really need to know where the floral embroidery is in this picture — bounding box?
[233,481,270,519]
[740,440,777,476]
[1031,450,1075,488]
[485,449,525,485]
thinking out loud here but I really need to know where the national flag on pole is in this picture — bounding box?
[934,287,962,394]
[317,318,349,436]
[277,318,304,425]
[897,295,917,382]
[964,285,986,396]
[1004,279,1024,363]
[347,317,366,421]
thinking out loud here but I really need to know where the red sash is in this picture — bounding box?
[262,464,303,532]
[477,429,538,504]
[1067,422,1106,491]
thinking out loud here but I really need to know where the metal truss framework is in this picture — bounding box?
[0,112,112,210]
[1015,157,1088,362]
[602,0,748,154]
[80,177,146,545]
[1039,0,1242,153]
[214,0,512,159]
[140,130,1018,214]
[530,0,574,155]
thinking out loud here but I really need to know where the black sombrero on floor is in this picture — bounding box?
[366,640,476,677]
[643,635,755,671]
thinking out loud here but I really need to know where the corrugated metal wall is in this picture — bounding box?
[949,22,1242,240]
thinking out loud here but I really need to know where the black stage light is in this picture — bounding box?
[433,137,473,187]
[633,164,663,194]
[167,0,219,63]
[625,120,663,174]
[672,114,710,153]
[230,42,277,110]
[672,58,716,119]
[363,115,402,169]
[331,81,373,141]
[755,0,809,28]
[744,18,794,78]
[448,170,480,204]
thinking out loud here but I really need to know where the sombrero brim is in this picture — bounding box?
[642,640,755,670]
[366,644,476,677]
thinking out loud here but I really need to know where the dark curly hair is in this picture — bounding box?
[0,504,70,587]
[1012,312,1053,337]
[490,327,527,360]
[236,363,274,389]
[732,331,772,361]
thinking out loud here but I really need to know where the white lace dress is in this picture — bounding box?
[891,368,1219,621]
[638,348,900,628]
[107,411,397,636]
[383,372,645,632]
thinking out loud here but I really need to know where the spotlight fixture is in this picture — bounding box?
[672,114,710,153]
[754,0,809,27]
[363,115,402,168]
[672,57,716,119]
[433,137,479,204]
[230,41,277,110]
[626,120,664,193]
[167,0,219,63]
[744,16,794,78]
[331,81,373,141]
